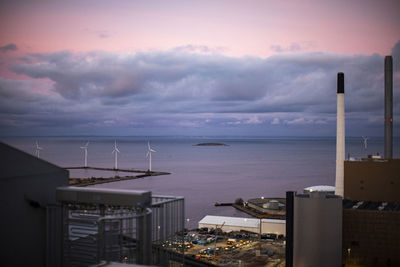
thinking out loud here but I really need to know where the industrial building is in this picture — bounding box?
[0,142,185,267]
[198,215,286,235]
[340,55,400,266]
[286,191,343,267]
[342,200,400,267]
[344,158,400,202]
[246,198,286,216]
[57,187,185,266]
[0,142,69,266]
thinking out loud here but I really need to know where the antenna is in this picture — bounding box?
[80,141,89,167]
[146,142,156,171]
[112,140,120,170]
[35,141,43,158]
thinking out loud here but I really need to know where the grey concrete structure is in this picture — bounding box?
[0,142,69,267]
[286,191,342,267]
[384,55,393,159]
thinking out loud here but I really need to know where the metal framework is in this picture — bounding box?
[56,187,184,267]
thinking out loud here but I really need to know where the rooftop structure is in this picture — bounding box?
[246,198,286,217]
[304,185,335,193]
[57,187,185,266]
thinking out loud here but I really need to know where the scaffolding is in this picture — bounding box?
[56,187,184,267]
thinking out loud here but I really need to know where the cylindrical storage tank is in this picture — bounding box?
[293,192,342,267]
[264,200,279,210]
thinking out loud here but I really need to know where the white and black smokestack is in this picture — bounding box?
[335,72,345,197]
[384,56,393,159]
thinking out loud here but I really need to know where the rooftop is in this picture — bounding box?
[304,185,335,192]
[199,215,285,229]
[343,199,400,211]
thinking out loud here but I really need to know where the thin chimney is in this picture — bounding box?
[335,72,345,197]
[384,56,393,159]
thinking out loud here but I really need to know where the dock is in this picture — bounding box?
[64,166,170,186]
[232,203,286,220]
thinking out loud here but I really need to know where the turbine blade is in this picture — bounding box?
[115,148,120,153]
[150,149,156,152]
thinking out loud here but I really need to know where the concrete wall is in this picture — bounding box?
[344,159,400,202]
[261,221,285,235]
[293,193,342,267]
[0,142,69,266]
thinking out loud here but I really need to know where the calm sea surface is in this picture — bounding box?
[2,136,398,228]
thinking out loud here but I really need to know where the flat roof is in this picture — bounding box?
[343,199,400,211]
[304,185,335,192]
[199,215,285,228]
[56,186,152,207]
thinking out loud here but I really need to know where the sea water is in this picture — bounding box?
[2,136,398,228]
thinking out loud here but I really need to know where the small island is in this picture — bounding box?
[194,143,228,146]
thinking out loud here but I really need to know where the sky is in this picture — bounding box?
[0,0,399,137]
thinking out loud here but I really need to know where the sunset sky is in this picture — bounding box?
[0,0,399,136]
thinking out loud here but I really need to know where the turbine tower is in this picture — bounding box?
[112,140,120,170]
[80,141,89,167]
[35,141,43,158]
[146,142,156,171]
[362,136,368,151]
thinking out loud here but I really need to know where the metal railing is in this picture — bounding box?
[57,188,185,267]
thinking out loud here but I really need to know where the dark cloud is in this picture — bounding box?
[392,40,400,59]
[0,43,17,52]
[3,42,400,136]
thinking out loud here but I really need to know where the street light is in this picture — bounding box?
[186,218,190,230]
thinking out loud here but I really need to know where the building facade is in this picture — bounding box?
[342,200,400,267]
[344,159,400,202]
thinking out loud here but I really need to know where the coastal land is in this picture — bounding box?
[194,143,228,146]
[66,166,170,186]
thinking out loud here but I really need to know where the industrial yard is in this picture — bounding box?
[160,229,286,267]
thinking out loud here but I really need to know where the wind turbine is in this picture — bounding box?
[35,141,43,158]
[80,141,89,167]
[362,136,369,151]
[112,140,120,170]
[146,142,156,172]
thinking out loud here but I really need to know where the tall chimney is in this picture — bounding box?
[335,72,345,197]
[384,56,393,159]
